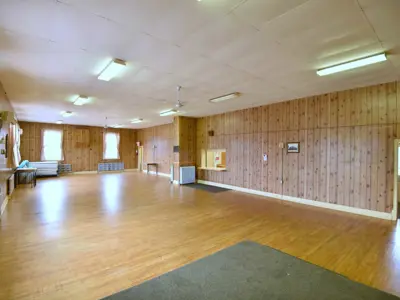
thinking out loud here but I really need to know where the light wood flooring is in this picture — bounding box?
[0,171,399,299]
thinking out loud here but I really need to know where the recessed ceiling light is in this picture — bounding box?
[131,119,143,124]
[56,120,63,124]
[210,92,241,103]
[73,95,89,106]
[160,109,178,116]
[61,111,73,117]
[98,58,126,81]
[112,124,123,128]
[317,53,387,76]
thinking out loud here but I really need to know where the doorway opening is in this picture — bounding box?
[392,139,400,220]
[138,146,144,172]
[394,140,400,220]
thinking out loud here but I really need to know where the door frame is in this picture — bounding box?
[393,139,399,220]
[138,146,144,172]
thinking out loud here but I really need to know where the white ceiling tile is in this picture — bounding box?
[357,0,400,75]
[358,0,400,44]
[259,0,380,59]
[63,0,245,44]
[0,0,132,54]
[0,0,399,127]
[294,62,396,96]
[178,13,258,57]
[233,0,310,29]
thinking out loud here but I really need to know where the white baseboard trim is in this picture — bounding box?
[142,170,171,178]
[0,196,10,217]
[197,180,394,220]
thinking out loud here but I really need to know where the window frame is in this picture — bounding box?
[41,129,64,161]
[103,131,120,160]
[200,148,226,170]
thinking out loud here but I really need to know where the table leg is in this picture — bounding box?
[147,165,149,174]
[156,165,158,175]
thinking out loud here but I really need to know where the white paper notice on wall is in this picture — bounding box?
[263,153,268,161]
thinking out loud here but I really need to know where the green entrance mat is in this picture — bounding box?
[184,183,230,193]
[102,241,398,300]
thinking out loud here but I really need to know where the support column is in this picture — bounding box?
[173,116,197,183]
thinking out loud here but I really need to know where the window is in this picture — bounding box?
[41,129,63,161]
[104,132,120,160]
[200,149,226,170]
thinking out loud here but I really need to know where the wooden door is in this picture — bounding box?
[72,128,90,172]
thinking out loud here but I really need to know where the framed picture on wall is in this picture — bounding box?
[287,142,299,153]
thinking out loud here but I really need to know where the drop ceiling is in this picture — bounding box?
[0,0,399,128]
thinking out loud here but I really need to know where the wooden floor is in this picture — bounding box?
[0,172,399,299]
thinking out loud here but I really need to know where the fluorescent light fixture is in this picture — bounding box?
[112,124,123,128]
[131,118,143,124]
[160,109,178,116]
[210,92,241,103]
[56,120,63,124]
[61,111,73,117]
[317,53,387,76]
[98,58,127,81]
[73,95,89,106]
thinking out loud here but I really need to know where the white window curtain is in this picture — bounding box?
[41,129,64,161]
[103,132,120,160]
[13,124,22,167]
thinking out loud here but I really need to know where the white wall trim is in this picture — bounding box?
[142,170,171,178]
[0,196,10,217]
[197,180,394,220]
[393,139,399,220]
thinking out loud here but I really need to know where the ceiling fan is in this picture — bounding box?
[175,85,184,108]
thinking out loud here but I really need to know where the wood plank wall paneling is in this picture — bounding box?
[179,117,197,166]
[196,81,400,213]
[137,117,197,178]
[19,122,138,172]
[137,123,174,175]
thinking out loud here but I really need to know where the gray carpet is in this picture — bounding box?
[102,241,399,300]
[184,183,230,193]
